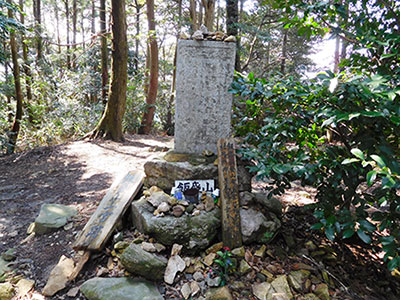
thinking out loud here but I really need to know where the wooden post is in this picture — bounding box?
[217,138,242,249]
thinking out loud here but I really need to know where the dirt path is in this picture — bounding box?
[0,134,172,297]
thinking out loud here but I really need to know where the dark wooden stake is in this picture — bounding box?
[217,138,242,249]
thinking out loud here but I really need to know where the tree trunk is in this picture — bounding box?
[72,0,77,66]
[65,0,71,69]
[226,0,240,71]
[138,0,159,134]
[90,0,97,102]
[189,0,198,32]
[280,29,288,74]
[54,2,61,53]
[89,0,128,141]
[134,0,142,73]
[19,0,33,123]
[34,0,42,61]
[7,1,24,154]
[333,36,340,73]
[202,0,215,31]
[100,0,109,105]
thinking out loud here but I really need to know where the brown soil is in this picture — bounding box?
[0,135,398,300]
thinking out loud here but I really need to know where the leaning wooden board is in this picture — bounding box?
[73,170,144,251]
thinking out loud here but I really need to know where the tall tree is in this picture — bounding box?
[72,0,77,66]
[202,0,215,31]
[138,0,159,134]
[19,0,33,123]
[7,0,23,154]
[226,0,240,70]
[100,0,108,104]
[33,0,42,61]
[89,0,128,141]
[64,0,71,68]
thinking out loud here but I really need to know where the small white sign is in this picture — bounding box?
[174,179,215,192]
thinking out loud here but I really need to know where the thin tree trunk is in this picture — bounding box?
[65,0,71,69]
[189,0,198,32]
[34,0,42,61]
[138,0,159,134]
[19,0,33,123]
[7,1,24,154]
[226,0,240,71]
[202,0,215,31]
[134,0,142,73]
[100,0,109,105]
[81,7,85,49]
[72,0,77,67]
[54,2,61,53]
[89,0,128,141]
[333,36,340,73]
[280,29,288,74]
[4,42,12,123]
[216,0,220,31]
[91,0,96,38]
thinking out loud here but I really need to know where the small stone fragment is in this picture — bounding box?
[171,244,183,256]
[255,245,267,258]
[272,293,289,300]
[0,282,15,300]
[305,241,317,251]
[179,33,189,40]
[192,209,201,216]
[67,286,80,297]
[181,282,191,299]
[231,246,245,257]
[200,24,208,34]
[252,282,271,300]
[238,260,252,275]
[1,249,16,261]
[206,242,224,254]
[164,255,186,285]
[203,253,216,266]
[193,271,204,282]
[154,202,170,215]
[303,293,320,300]
[288,270,310,292]
[114,241,130,251]
[172,205,185,217]
[204,196,215,212]
[42,255,75,296]
[16,278,35,297]
[261,269,274,281]
[192,30,204,40]
[205,286,233,300]
[63,223,73,231]
[206,276,221,287]
[191,281,200,296]
[314,283,330,300]
[224,35,236,42]
[142,242,157,253]
[147,191,170,207]
[271,275,293,299]
[154,243,166,253]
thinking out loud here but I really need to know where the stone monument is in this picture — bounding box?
[174,39,236,154]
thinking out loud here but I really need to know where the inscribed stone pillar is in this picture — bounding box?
[174,40,236,154]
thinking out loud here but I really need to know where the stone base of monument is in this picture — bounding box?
[131,157,282,252]
[143,150,253,193]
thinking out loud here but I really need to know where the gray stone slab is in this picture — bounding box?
[174,40,236,154]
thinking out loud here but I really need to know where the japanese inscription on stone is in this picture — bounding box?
[174,40,236,154]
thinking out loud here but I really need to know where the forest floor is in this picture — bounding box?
[0,135,398,300]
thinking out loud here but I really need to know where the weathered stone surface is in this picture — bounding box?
[253,275,293,300]
[80,277,163,300]
[144,159,218,191]
[132,197,221,251]
[254,193,283,217]
[181,282,192,299]
[1,249,16,261]
[42,255,75,296]
[0,258,10,277]
[303,294,320,300]
[253,282,272,300]
[34,204,77,234]
[164,255,186,285]
[239,260,252,274]
[271,275,293,299]
[120,244,167,281]
[314,283,330,300]
[205,286,234,300]
[16,279,35,298]
[0,282,14,300]
[239,191,255,206]
[147,191,170,207]
[288,270,310,292]
[240,208,281,244]
[175,40,236,154]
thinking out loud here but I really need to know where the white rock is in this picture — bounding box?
[157,202,171,213]
[252,282,272,300]
[181,282,191,299]
[200,24,208,34]
[193,271,204,282]
[190,281,200,296]
[141,242,157,253]
[171,244,183,256]
[192,30,204,40]
[224,35,237,42]
[164,255,186,284]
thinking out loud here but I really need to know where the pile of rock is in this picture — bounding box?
[180,24,236,43]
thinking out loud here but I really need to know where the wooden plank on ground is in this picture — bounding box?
[73,170,144,251]
[217,138,242,249]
